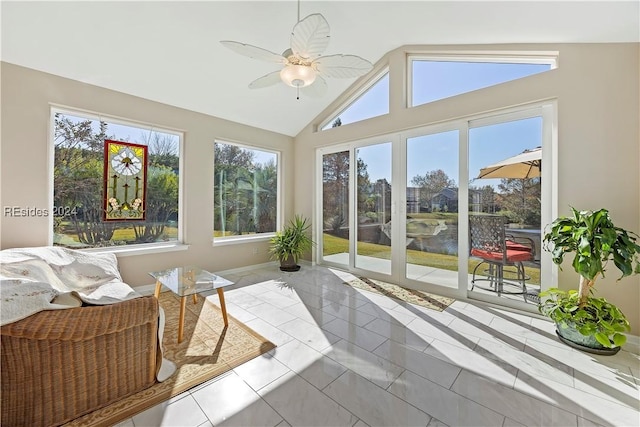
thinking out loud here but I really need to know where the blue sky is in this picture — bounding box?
[351,61,548,188]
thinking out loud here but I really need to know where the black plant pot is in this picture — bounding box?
[279,254,300,272]
[555,322,621,356]
[279,264,301,272]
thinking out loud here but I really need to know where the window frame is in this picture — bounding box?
[48,105,185,254]
[212,138,282,245]
[407,51,558,108]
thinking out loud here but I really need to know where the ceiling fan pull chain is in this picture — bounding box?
[296,85,300,100]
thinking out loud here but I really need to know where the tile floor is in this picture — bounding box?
[120,264,640,427]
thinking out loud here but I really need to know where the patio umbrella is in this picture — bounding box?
[477,147,542,179]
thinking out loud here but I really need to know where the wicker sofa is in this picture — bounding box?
[1,296,159,426]
[0,248,161,427]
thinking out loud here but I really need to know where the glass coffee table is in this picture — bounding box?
[149,266,233,343]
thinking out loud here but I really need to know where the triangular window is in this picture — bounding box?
[322,72,389,130]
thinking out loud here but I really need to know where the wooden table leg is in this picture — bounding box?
[192,294,198,304]
[178,296,187,343]
[154,280,162,298]
[217,287,229,327]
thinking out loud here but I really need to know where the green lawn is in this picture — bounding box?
[406,212,459,223]
[322,233,540,285]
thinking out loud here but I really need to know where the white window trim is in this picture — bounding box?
[84,242,190,257]
[212,139,282,245]
[317,66,390,132]
[407,51,558,108]
[407,51,559,65]
[213,233,275,247]
[48,105,185,252]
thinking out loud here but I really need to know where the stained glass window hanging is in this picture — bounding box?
[103,140,148,221]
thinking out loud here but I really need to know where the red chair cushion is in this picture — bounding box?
[471,248,533,263]
[506,241,532,252]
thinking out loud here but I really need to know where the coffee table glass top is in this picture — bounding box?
[149,265,232,297]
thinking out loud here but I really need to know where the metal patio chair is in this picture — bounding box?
[469,215,535,300]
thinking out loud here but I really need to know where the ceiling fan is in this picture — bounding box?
[220,3,373,99]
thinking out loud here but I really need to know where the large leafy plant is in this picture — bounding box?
[539,288,630,348]
[269,215,314,263]
[540,207,640,348]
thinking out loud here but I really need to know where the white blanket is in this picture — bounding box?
[1,246,140,322]
[0,246,175,381]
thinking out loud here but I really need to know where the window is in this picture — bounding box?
[52,109,181,249]
[213,141,279,240]
[321,72,389,130]
[410,57,554,107]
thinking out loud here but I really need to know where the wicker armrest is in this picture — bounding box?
[0,295,158,341]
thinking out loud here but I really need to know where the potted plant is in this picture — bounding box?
[270,215,315,272]
[539,207,640,355]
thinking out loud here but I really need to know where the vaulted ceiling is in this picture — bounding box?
[2,1,638,136]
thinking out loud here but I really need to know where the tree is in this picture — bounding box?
[148,133,179,171]
[132,165,179,242]
[331,117,342,128]
[214,143,254,168]
[213,143,280,236]
[321,152,370,231]
[411,169,456,210]
[497,178,541,225]
[54,114,115,245]
[322,151,349,231]
[254,160,278,232]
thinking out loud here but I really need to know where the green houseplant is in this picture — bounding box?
[270,215,315,271]
[539,207,640,354]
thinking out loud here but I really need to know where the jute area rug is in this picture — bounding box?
[66,291,275,426]
[345,277,455,312]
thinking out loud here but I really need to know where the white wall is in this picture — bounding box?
[0,62,294,285]
[294,43,640,333]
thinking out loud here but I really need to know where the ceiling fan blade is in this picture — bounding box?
[290,13,330,60]
[314,54,373,78]
[220,41,286,64]
[301,75,328,98]
[248,71,283,89]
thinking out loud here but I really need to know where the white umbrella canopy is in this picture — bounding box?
[477,147,542,179]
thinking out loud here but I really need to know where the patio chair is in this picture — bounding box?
[469,215,535,300]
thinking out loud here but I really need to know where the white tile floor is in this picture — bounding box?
[121,264,640,427]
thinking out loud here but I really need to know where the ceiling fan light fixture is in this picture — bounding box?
[280,64,317,88]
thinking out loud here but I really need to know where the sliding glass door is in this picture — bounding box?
[317,103,554,309]
[355,142,393,275]
[467,114,545,306]
[321,150,350,268]
[405,130,459,290]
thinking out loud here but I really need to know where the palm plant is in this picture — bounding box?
[270,215,314,271]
